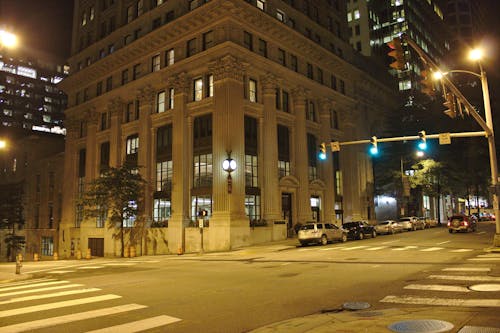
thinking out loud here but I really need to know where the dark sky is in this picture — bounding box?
[0,0,74,59]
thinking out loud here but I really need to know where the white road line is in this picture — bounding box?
[0,284,84,298]
[476,254,500,258]
[0,304,147,333]
[0,280,69,292]
[365,246,388,251]
[102,263,137,266]
[429,275,500,282]
[404,284,470,292]
[436,241,451,245]
[280,262,291,266]
[380,295,500,307]
[382,240,401,244]
[341,246,369,251]
[442,267,491,272]
[320,247,338,251]
[85,315,182,333]
[0,288,101,305]
[392,246,418,251]
[420,247,444,252]
[128,260,160,263]
[49,270,77,274]
[449,249,474,253]
[298,248,314,252]
[77,266,105,270]
[0,294,122,318]
[0,278,56,287]
[468,258,500,261]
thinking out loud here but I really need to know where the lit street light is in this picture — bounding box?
[0,29,18,49]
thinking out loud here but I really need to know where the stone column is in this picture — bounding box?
[319,99,335,223]
[292,87,311,224]
[208,54,248,251]
[165,72,191,254]
[107,98,123,168]
[260,74,281,222]
[85,108,98,181]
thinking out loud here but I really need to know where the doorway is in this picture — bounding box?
[88,238,104,257]
[282,192,293,237]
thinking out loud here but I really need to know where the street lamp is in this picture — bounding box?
[222,151,236,194]
[0,30,18,49]
[0,139,6,150]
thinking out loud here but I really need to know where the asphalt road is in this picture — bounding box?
[1,221,498,332]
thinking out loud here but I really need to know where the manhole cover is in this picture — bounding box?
[388,319,454,333]
[469,284,500,292]
[342,301,371,310]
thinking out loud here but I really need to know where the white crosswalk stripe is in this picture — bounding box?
[341,245,369,251]
[365,246,388,251]
[419,247,443,252]
[381,295,500,307]
[0,279,183,332]
[295,245,477,252]
[392,246,418,251]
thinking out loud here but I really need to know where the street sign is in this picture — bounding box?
[330,141,340,152]
[439,133,451,145]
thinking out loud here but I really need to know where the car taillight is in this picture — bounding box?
[463,221,468,226]
[447,221,451,226]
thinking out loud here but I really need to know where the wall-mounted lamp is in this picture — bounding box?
[222,151,236,193]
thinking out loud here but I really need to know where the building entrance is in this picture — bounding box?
[281,193,293,237]
[88,238,104,257]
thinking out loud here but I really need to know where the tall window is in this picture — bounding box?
[306,100,316,121]
[194,78,203,101]
[307,134,318,181]
[168,88,175,109]
[106,76,113,91]
[187,38,197,57]
[202,30,214,50]
[133,63,140,80]
[282,91,289,112]
[243,31,253,51]
[100,142,110,173]
[278,48,286,66]
[166,49,175,66]
[277,125,290,177]
[155,125,173,224]
[248,79,257,102]
[245,116,260,224]
[122,69,129,85]
[193,115,213,188]
[257,0,265,10]
[307,63,313,79]
[152,54,160,72]
[258,39,267,57]
[41,237,54,256]
[76,148,86,227]
[157,91,166,113]
[127,5,135,23]
[246,195,261,225]
[330,109,339,129]
[126,134,139,167]
[290,54,298,72]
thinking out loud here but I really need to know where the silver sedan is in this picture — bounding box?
[375,220,403,235]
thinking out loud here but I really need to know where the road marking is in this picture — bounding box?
[0,280,69,292]
[382,240,400,244]
[0,288,101,305]
[380,295,500,307]
[476,254,500,258]
[468,258,500,261]
[420,247,444,252]
[371,265,381,268]
[77,266,105,269]
[86,315,182,333]
[128,260,160,263]
[320,247,338,251]
[365,246,388,251]
[0,294,122,318]
[436,241,451,245]
[0,278,55,287]
[49,270,77,274]
[103,263,137,266]
[0,304,147,333]
[280,262,291,266]
[442,267,491,272]
[429,275,500,282]
[404,284,470,292]
[341,246,369,251]
[297,248,315,252]
[392,246,418,251]
[0,284,84,298]
[449,249,474,252]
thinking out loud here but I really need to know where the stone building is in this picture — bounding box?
[59,0,396,257]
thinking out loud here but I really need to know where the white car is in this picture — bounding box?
[298,222,347,246]
[398,216,418,231]
[375,220,402,235]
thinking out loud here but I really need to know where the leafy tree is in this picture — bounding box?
[0,182,25,261]
[80,164,147,257]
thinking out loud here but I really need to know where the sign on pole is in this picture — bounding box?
[330,141,340,152]
[439,133,451,145]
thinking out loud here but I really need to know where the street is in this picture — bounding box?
[1,221,499,332]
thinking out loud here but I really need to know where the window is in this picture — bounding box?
[331,75,337,90]
[156,160,173,192]
[248,79,257,102]
[258,39,267,57]
[137,0,144,16]
[168,88,175,109]
[277,125,290,177]
[257,0,265,10]
[307,134,318,181]
[306,100,316,121]
[330,109,339,129]
[156,0,164,6]
[166,49,175,66]
[290,54,298,72]
[96,205,107,228]
[152,54,160,72]
[90,6,95,20]
[278,48,286,66]
[187,38,197,57]
[317,68,323,84]
[100,112,110,131]
[106,76,113,91]
[157,91,166,113]
[126,135,139,155]
[156,124,173,193]
[153,198,171,225]
[124,101,139,122]
[133,63,140,80]
[307,63,313,79]
[100,142,110,172]
[243,31,253,51]
[194,78,203,101]
[355,24,360,35]
[340,79,345,94]
[246,195,261,224]
[354,9,360,19]
[282,91,289,112]
[82,12,87,26]
[127,5,135,23]
[41,237,54,256]
[193,115,213,188]
[276,9,285,22]
[202,30,214,50]
[193,154,212,187]
[191,195,212,221]
[244,116,258,187]
[122,69,129,85]
[207,74,214,97]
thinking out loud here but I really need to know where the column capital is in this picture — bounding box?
[291,86,309,105]
[107,97,124,117]
[136,84,156,106]
[64,117,81,139]
[84,107,99,126]
[164,72,191,94]
[260,73,279,94]
[209,54,246,81]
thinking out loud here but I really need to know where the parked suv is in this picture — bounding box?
[343,221,377,240]
[298,222,348,246]
[448,215,477,233]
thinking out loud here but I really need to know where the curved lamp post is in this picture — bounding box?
[222,152,236,194]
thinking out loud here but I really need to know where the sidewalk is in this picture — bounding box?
[0,262,33,283]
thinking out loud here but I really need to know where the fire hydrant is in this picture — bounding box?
[15,255,22,275]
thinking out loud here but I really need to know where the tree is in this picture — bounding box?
[80,164,147,257]
[0,182,25,261]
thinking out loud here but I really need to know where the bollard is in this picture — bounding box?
[34,253,39,261]
[53,252,59,261]
[177,247,183,255]
[124,246,130,258]
[85,248,91,259]
[130,246,136,258]
[15,257,22,275]
[76,250,82,260]
[18,253,23,262]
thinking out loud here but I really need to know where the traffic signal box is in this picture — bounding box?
[318,142,327,160]
[443,92,456,118]
[369,136,378,155]
[387,37,405,70]
[418,130,427,150]
[420,70,435,96]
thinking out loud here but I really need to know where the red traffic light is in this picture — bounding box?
[387,38,405,71]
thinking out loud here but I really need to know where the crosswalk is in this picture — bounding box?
[298,244,475,253]
[0,278,182,332]
[380,252,500,308]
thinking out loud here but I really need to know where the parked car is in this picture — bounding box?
[412,217,426,230]
[375,220,402,235]
[298,222,348,246]
[420,217,438,228]
[448,214,477,233]
[398,216,419,231]
[343,221,377,240]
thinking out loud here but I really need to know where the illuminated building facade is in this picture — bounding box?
[0,52,68,135]
[60,0,396,256]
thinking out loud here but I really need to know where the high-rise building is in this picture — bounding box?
[59,0,396,257]
[0,50,68,135]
